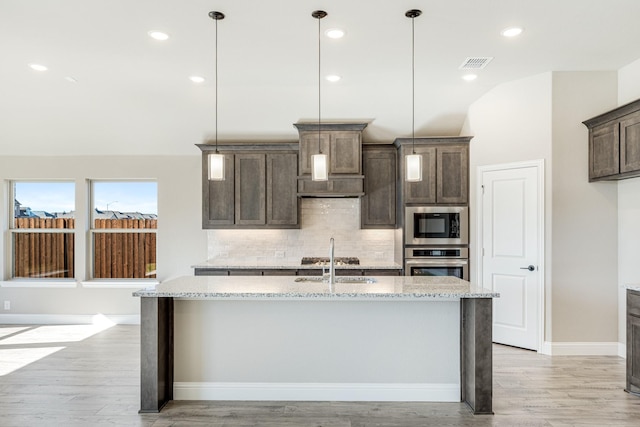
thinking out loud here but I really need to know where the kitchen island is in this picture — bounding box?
[133,275,498,415]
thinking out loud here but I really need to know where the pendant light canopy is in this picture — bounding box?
[405,9,423,182]
[311,10,329,182]
[208,11,225,181]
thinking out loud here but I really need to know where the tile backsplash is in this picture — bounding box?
[207,199,396,263]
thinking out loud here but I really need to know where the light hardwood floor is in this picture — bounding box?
[1,324,640,426]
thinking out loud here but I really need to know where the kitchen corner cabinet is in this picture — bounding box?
[198,144,299,229]
[394,137,471,205]
[627,289,640,395]
[361,145,396,228]
[583,99,640,181]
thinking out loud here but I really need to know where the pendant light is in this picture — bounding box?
[208,11,225,181]
[405,9,422,182]
[311,10,329,181]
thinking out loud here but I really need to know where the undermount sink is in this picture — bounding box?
[294,276,377,284]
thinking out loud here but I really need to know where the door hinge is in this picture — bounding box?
[482,247,485,256]
[481,184,485,195]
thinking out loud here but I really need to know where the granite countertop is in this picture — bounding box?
[191,259,403,270]
[133,275,498,300]
[626,285,640,292]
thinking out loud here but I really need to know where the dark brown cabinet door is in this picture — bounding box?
[203,154,234,227]
[299,133,331,175]
[403,146,437,204]
[235,154,266,225]
[267,153,299,226]
[330,131,362,174]
[589,122,619,180]
[437,146,468,204]
[361,147,396,228]
[620,111,640,174]
[627,290,640,394]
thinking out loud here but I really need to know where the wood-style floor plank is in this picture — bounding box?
[1,324,640,426]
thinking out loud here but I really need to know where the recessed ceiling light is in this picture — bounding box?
[462,74,477,82]
[326,74,341,82]
[29,63,48,72]
[501,27,523,37]
[189,75,205,83]
[325,28,345,39]
[148,31,170,41]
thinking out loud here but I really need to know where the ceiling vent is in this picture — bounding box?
[458,57,493,70]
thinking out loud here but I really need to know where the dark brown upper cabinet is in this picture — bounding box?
[294,123,367,197]
[361,145,397,228]
[197,143,299,229]
[583,98,640,181]
[394,137,471,206]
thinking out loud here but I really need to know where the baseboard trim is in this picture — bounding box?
[541,341,620,356]
[173,382,460,402]
[0,314,140,325]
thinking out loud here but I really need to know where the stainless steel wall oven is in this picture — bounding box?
[404,247,469,280]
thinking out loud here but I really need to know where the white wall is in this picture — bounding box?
[464,71,620,345]
[551,72,618,342]
[0,155,205,321]
[617,57,640,347]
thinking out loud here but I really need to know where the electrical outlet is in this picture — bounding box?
[275,251,285,258]
[3,301,10,310]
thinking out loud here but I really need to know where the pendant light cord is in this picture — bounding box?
[317,12,322,155]
[411,14,415,155]
[215,15,219,154]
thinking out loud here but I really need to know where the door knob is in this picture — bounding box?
[520,265,535,271]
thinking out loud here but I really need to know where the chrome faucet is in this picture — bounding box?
[328,237,335,285]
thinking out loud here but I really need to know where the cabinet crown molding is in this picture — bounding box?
[583,98,640,129]
[293,122,368,132]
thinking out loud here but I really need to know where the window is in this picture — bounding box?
[10,182,75,279]
[90,181,157,279]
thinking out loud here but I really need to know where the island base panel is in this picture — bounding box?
[139,297,174,413]
[461,298,493,415]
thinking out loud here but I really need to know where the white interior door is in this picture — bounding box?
[481,163,541,351]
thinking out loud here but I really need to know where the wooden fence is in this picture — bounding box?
[94,219,157,279]
[14,218,75,278]
[13,218,157,279]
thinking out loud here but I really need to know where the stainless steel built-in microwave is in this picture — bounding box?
[405,206,468,246]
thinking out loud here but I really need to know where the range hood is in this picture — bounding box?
[294,122,367,198]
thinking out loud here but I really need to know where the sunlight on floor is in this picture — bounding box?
[0,316,116,376]
[0,347,64,376]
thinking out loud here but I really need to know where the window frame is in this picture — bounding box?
[87,179,158,283]
[8,180,77,282]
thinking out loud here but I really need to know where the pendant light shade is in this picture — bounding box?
[208,11,225,181]
[405,153,422,182]
[208,153,225,181]
[405,9,423,182]
[311,153,329,181]
[311,10,328,181]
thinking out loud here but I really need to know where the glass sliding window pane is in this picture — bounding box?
[13,233,75,278]
[11,182,75,279]
[91,181,157,279]
[92,232,156,278]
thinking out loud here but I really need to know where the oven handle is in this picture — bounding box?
[404,258,469,267]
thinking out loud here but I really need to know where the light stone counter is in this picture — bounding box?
[133,275,497,300]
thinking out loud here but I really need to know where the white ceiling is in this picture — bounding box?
[2,0,640,156]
